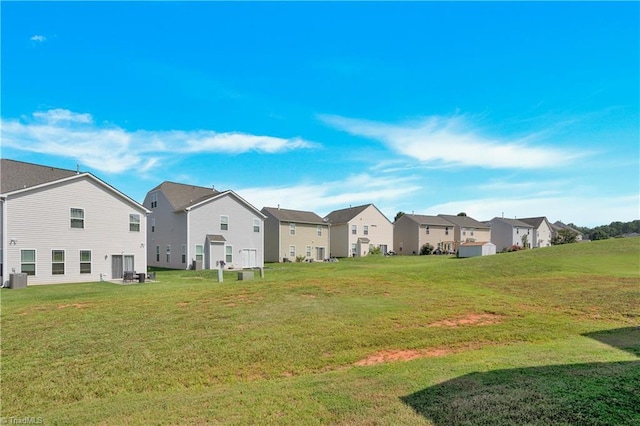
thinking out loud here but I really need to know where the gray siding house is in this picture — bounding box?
[0,159,149,285]
[393,214,456,255]
[261,207,330,262]
[144,182,265,270]
[485,217,535,251]
[324,204,393,257]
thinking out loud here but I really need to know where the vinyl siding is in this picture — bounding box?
[145,189,187,269]
[277,222,329,261]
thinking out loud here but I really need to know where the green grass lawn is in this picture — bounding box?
[1,238,639,424]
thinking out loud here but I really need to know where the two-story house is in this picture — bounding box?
[519,217,554,248]
[261,207,330,262]
[324,204,393,257]
[437,214,492,252]
[393,214,456,255]
[1,159,149,285]
[484,217,534,251]
[144,181,265,270]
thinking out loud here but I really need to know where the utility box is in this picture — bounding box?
[9,273,28,289]
[237,271,254,281]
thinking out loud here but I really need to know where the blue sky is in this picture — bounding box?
[2,2,638,227]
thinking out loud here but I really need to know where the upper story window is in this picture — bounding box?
[150,193,158,208]
[425,226,430,235]
[220,215,229,231]
[364,225,369,235]
[317,225,322,236]
[290,223,296,235]
[151,218,156,232]
[70,208,84,229]
[470,228,475,236]
[445,227,450,235]
[253,218,261,233]
[352,225,357,235]
[129,214,141,232]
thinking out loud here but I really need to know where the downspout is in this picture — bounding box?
[1,196,7,285]
[185,208,190,270]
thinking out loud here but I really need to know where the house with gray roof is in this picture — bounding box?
[393,214,456,255]
[324,204,393,257]
[261,207,329,262]
[484,217,534,251]
[518,217,554,248]
[552,221,584,241]
[1,159,149,285]
[144,181,265,270]
[437,214,492,251]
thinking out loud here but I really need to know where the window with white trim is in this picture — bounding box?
[80,250,92,274]
[156,245,160,262]
[21,250,36,276]
[352,225,357,235]
[195,245,203,262]
[181,245,187,264]
[225,246,233,263]
[150,193,158,208]
[52,250,65,275]
[166,245,171,263]
[253,218,261,233]
[151,217,156,232]
[129,214,141,232]
[70,208,84,229]
[425,226,430,235]
[289,245,296,257]
[351,244,357,255]
[317,225,322,236]
[364,225,369,235]
[220,215,229,231]
[306,246,312,257]
[290,223,296,235]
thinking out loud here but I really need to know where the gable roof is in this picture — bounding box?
[402,214,454,227]
[438,214,490,229]
[553,221,582,234]
[149,181,221,211]
[488,217,534,228]
[262,207,326,225]
[518,217,551,229]
[324,204,391,225]
[1,159,78,193]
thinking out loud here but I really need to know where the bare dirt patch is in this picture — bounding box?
[428,313,502,328]
[354,348,454,366]
[58,303,91,309]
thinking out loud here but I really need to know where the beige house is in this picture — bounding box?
[261,207,329,262]
[324,204,393,257]
[519,217,554,248]
[437,214,492,251]
[484,217,534,251]
[393,214,456,255]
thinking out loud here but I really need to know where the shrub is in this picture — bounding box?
[368,246,382,256]
[295,255,306,263]
[420,243,435,255]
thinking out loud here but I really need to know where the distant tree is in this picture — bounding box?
[457,212,467,216]
[420,243,435,255]
[551,229,578,245]
[590,229,610,241]
[394,211,406,222]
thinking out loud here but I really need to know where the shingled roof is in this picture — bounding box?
[324,204,381,224]
[403,214,454,227]
[1,159,79,193]
[518,217,549,228]
[438,214,490,229]
[262,207,326,225]
[149,181,221,211]
[489,217,534,228]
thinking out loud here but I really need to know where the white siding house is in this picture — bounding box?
[144,182,265,270]
[1,159,149,285]
[519,217,554,248]
[324,204,393,257]
[485,217,535,252]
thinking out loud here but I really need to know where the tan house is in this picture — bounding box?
[519,217,554,248]
[437,214,491,251]
[393,214,456,255]
[324,204,393,257]
[261,207,329,262]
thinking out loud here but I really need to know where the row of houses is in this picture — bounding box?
[0,159,581,285]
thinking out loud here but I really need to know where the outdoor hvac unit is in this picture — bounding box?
[9,273,28,289]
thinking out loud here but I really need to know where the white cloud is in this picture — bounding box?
[420,194,640,227]
[1,109,318,174]
[320,114,584,169]
[30,35,46,42]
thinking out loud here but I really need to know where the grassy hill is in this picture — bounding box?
[2,238,638,424]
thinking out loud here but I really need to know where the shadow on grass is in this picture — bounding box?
[401,327,640,425]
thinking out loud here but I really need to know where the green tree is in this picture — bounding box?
[394,211,406,222]
[457,212,467,216]
[590,229,610,241]
[521,234,529,249]
[551,229,578,245]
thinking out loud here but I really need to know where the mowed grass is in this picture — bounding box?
[1,238,639,424]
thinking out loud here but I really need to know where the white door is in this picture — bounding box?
[241,249,257,268]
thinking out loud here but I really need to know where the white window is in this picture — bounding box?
[364,225,369,235]
[70,208,84,229]
[253,218,261,233]
[352,225,357,235]
[150,193,158,208]
[317,225,322,236]
[156,246,160,262]
[195,245,203,262]
[129,214,141,232]
[290,223,296,235]
[225,246,233,263]
[425,226,430,235]
[166,245,171,263]
[181,245,187,264]
[221,215,229,231]
[151,217,156,232]
[445,227,450,235]
[351,244,357,255]
[289,245,296,257]
[470,228,475,236]
[21,250,36,276]
[52,250,65,275]
[80,250,92,274]
[306,246,312,257]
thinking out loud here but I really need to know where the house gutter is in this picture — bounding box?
[1,195,7,285]
[185,207,191,269]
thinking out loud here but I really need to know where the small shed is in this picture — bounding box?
[458,241,496,258]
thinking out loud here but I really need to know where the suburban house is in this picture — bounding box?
[437,214,492,251]
[324,204,393,257]
[0,159,149,285]
[484,217,535,251]
[261,206,330,262]
[552,221,584,241]
[458,241,497,258]
[144,181,265,270]
[518,217,554,248]
[393,214,456,255]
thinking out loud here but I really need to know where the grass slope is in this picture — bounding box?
[1,238,639,424]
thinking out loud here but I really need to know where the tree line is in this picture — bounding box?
[567,220,640,241]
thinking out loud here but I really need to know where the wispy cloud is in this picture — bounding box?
[319,114,584,169]
[30,35,46,42]
[1,109,318,174]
